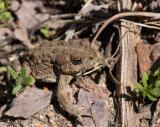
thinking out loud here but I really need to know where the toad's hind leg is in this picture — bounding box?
[56,74,92,123]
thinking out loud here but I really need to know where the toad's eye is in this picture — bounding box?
[71,57,82,65]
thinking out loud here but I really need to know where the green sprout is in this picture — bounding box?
[133,68,160,101]
[7,66,35,95]
[40,24,50,39]
[83,0,88,3]
[0,66,7,71]
[0,0,12,26]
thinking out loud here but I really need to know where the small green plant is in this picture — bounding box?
[40,24,50,39]
[0,0,12,26]
[7,66,35,95]
[133,68,160,101]
[0,66,7,71]
[83,0,88,3]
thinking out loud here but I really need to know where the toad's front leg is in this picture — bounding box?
[57,74,92,123]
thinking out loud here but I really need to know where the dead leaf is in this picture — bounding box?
[15,0,49,29]
[5,88,52,118]
[149,0,160,11]
[136,41,154,74]
[75,89,108,127]
[80,1,112,15]
[149,44,160,72]
[14,26,36,49]
[136,42,160,74]
[150,44,160,62]
[75,80,110,101]
[139,100,160,119]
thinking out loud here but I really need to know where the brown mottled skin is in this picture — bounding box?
[12,38,100,122]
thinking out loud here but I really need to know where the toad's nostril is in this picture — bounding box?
[90,56,93,60]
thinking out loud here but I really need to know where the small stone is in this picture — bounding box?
[39,114,45,121]
[20,119,30,127]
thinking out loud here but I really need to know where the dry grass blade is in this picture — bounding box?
[91,12,160,46]
[119,19,160,30]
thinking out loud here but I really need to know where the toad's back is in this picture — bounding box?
[24,38,98,82]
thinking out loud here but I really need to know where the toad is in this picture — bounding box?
[12,38,110,122]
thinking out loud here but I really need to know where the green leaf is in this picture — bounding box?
[7,66,18,79]
[148,83,155,90]
[28,76,35,85]
[40,29,46,33]
[154,68,160,76]
[26,86,31,89]
[44,33,50,38]
[21,77,33,84]
[1,11,11,20]
[4,11,11,18]
[40,28,50,38]
[155,80,160,87]
[12,84,22,95]
[45,24,49,31]
[133,82,144,90]
[6,0,10,9]
[0,66,7,71]
[0,1,5,12]
[148,71,156,84]
[149,87,160,97]
[143,91,147,97]
[146,93,157,101]
[142,73,148,88]
[134,88,141,94]
[154,68,160,80]
[84,0,88,3]
[21,67,26,77]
